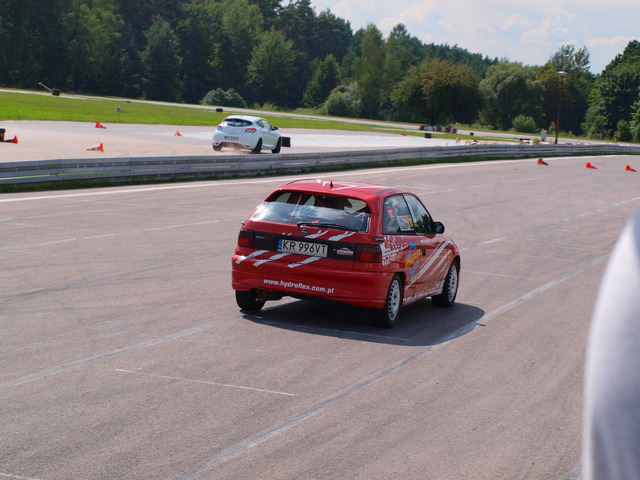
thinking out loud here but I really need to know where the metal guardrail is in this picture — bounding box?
[2,143,640,185]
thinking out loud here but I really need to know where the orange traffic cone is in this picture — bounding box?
[174,130,182,136]
[537,158,548,165]
[95,122,106,129]
[4,135,18,143]
[86,143,104,152]
[626,165,637,172]
[586,162,597,169]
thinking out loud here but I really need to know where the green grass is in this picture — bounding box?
[1,89,539,145]
[0,89,527,143]
[0,90,407,133]
[0,91,224,124]
[5,89,617,145]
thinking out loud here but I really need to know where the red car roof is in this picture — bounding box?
[278,179,405,202]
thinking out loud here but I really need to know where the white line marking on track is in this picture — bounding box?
[478,254,609,324]
[0,317,237,392]
[484,250,574,262]
[171,349,436,480]
[462,195,640,252]
[0,158,530,204]
[462,270,534,280]
[0,219,222,251]
[115,369,296,397]
[0,472,46,480]
[433,176,542,195]
[0,253,223,302]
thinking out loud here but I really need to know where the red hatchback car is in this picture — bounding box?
[231,179,460,327]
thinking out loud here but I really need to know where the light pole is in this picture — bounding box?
[554,70,567,145]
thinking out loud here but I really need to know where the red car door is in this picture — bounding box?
[403,194,451,301]
[380,194,420,304]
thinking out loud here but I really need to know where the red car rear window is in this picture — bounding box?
[252,191,371,232]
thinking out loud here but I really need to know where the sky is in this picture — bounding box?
[307,0,640,74]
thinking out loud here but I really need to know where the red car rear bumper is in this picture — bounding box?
[232,254,392,310]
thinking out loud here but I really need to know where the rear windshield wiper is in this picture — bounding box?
[297,221,358,232]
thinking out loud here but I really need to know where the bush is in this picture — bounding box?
[584,113,610,140]
[261,102,280,112]
[614,120,632,142]
[323,85,361,118]
[201,88,247,108]
[633,122,640,143]
[512,115,538,133]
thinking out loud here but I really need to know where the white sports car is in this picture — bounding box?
[213,115,282,153]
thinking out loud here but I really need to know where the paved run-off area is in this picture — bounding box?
[0,120,459,163]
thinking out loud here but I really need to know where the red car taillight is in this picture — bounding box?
[245,127,257,133]
[355,244,382,263]
[216,124,222,130]
[237,229,254,248]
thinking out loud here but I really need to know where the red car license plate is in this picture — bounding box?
[278,239,327,257]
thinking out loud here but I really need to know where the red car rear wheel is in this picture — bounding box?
[373,274,402,328]
[235,290,265,311]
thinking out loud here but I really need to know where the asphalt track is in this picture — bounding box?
[1,132,640,479]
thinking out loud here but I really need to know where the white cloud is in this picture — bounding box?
[522,6,573,43]
[567,0,638,5]
[377,0,439,33]
[589,35,640,48]
[308,0,640,72]
[471,22,497,36]
[501,14,529,31]
[324,0,374,26]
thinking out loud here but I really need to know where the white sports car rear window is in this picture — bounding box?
[224,118,253,127]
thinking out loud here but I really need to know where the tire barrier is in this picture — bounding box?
[420,125,458,133]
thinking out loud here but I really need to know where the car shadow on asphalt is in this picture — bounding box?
[242,299,485,347]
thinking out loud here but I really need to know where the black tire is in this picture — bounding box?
[373,274,403,328]
[213,145,222,151]
[251,138,262,154]
[272,138,281,154]
[432,261,459,307]
[235,290,265,311]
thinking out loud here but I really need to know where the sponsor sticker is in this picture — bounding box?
[407,241,419,275]
[386,206,395,221]
[263,278,335,295]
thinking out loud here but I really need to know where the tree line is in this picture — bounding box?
[1,0,640,141]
